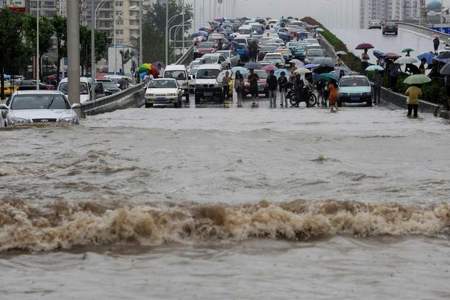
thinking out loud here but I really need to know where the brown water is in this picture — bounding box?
[1,106,450,298]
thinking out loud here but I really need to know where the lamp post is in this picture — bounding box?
[90,0,96,86]
[165,0,169,66]
[139,0,143,65]
[36,0,40,90]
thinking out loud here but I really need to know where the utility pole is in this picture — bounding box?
[113,0,117,74]
[67,0,80,105]
[165,0,169,65]
[139,0,143,65]
[36,0,40,90]
[90,0,96,89]
[182,0,185,54]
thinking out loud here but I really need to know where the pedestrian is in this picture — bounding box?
[433,36,440,54]
[388,61,400,91]
[248,69,259,107]
[405,84,422,118]
[293,73,305,107]
[373,70,383,105]
[361,50,370,71]
[328,79,339,113]
[222,71,230,100]
[234,71,244,107]
[278,72,288,108]
[419,58,427,74]
[266,70,278,108]
[317,79,327,107]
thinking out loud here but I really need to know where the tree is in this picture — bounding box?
[142,0,192,63]
[0,9,27,99]
[23,15,54,81]
[79,25,108,76]
[51,16,66,83]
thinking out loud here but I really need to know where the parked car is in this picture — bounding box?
[144,78,182,108]
[163,65,190,101]
[243,69,269,97]
[96,79,121,96]
[17,80,53,91]
[382,22,398,35]
[262,52,285,66]
[305,48,327,64]
[193,64,224,103]
[200,53,229,69]
[194,41,216,59]
[338,75,372,107]
[57,77,93,104]
[215,50,240,67]
[1,90,79,127]
[368,19,382,29]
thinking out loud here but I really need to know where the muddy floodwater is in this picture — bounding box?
[1,106,450,299]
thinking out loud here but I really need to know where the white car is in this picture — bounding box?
[369,19,382,29]
[262,52,285,65]
[193,64,224,103]
[163,65,190,101]
[200,53,228,69]
[1,90,79,127]
[144,78,182,108]
[58,77,93,104]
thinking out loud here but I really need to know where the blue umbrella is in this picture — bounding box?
[304,63,320,69]
[231,66,249,75]
[417,52,435,64]
[373,50,385,59]
[198,27,210,32]
[433,57,450,64]
[318,72,338,82]
[274,69,290,79]
[198,30,209,37]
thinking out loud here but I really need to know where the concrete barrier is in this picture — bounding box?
[397,22,450,40]
[380,87,441,115]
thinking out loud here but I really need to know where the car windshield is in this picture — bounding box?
[196,69,220,79]
[340,77,370,87]
[101,81,118,89]
[165,70,187,80]
[11,94,70,110]
[201,56,219,64]
[234,38,247,44]
[199,42,214,48]
[307,49,324,57]
[386,22,396,26]
[59,82,89,95]
[264,54,282,60]
[148,80,177,88]
[239,29,251,35]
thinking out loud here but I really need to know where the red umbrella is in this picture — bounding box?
[263,64,276,72]
[384,52,401,59]
[355,43,374,50]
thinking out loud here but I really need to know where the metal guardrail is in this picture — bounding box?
[397,22,450,40]
[81,45,194,116]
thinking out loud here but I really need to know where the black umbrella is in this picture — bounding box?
[440,63,450,75]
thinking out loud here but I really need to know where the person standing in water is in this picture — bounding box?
[266,70,278,108]
[405,85,422,118]
[278,71,288,108]
[248,69,259,107]
[328,79,339,113]
[234,71,244,108]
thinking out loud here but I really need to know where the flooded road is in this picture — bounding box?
[1,103,450,299]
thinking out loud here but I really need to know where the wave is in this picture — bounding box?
[0,200,449,252]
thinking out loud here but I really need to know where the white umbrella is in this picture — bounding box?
[294,68,312,75]
[394,57,418,65]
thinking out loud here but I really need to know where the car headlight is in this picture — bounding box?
[11,117,31,125]
[60,117,77,124]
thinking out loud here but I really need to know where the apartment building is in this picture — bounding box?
[360,0,422,28]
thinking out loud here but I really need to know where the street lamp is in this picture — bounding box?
[165,0,169,66]
[91,0,108,84]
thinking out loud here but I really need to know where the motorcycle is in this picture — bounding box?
[286,85,318,107]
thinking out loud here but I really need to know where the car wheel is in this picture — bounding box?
[145,103,153,108]
[337,99,343,107]
[366,100,372,107]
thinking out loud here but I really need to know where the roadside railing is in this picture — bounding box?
[81,45,194,116]
[397,22,450,40]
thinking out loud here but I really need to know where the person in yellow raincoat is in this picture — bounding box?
[405,85,422,118]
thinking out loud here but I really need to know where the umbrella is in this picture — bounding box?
[318,72,338,81]
[440,63,450,75]
[403,74,432,85]
[402,48,415,56]
[316,28,324,32]
[417,52,435,64]
[433,57,450,64]
[395,57,418,65]
[336,51,347,56]
[274,69,290,79]
[198,27,210,32]
[231,66,249,75]
[263,64,277,72]
[384,52,401,59]
[289,59,302,65]
[436,51,450,60]
[294,68,312,75]
[313,66,335,74]
[304,63,320,69]
[355,43,374,50]
[315,58,335,67]
[373,50,385,59]
[366,65,384,72]
[244,62,262,69]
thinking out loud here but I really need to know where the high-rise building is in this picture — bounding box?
[360,0,422,28]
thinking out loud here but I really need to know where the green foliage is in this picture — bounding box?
[23,14,54,59]
[51,15,66,82]
[79,25,109,75]
[142,0,193,63]
[422,80,447,105]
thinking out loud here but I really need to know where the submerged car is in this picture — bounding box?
[1,90,79,127]
[144,78,182,108]
[194,64,224,103]
[338,75,372,107]
[369,19,382,29]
